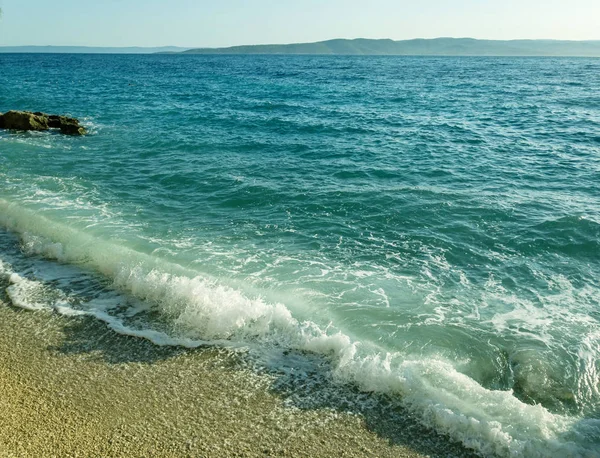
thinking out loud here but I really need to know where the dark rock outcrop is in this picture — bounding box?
[0,110,48,131]
[0,110,87,135]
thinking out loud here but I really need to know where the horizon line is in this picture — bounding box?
[3,36,600,49]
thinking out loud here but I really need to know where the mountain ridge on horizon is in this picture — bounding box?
[0,45,191,54]
[179,37,600,57]
[1,38,600,56]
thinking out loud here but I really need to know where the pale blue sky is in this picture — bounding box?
[0,0,599,47]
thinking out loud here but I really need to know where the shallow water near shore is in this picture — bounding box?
[1,54,600,457]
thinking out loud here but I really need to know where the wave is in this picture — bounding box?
[0,198,596,457]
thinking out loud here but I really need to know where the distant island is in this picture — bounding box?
[2,39,600,57]
[0,46,191,54]
[179,38,600,57]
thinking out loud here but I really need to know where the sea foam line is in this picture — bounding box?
[0,198,591,457]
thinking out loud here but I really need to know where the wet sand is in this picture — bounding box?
[0,303,439,458]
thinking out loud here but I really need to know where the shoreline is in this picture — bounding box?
[0,302,460,457]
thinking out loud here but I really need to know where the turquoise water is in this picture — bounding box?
[1,54,599,456]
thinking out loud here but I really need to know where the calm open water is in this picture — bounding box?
[1,54,599,457]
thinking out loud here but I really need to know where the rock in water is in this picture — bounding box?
[0,110,87,135]
[43,114,87,136]
[58,122,87,136]
[0,110,49,131]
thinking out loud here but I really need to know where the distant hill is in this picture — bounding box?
[181,38,600,57]
[2,39,599,57]
[0,46,191,54]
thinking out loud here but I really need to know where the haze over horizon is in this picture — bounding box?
[0,0,599,48]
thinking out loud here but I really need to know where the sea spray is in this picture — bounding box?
[0,203,595,457]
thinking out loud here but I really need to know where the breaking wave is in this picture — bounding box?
[1,198,597,457]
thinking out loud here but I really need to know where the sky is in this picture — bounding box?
[0,0,599,48]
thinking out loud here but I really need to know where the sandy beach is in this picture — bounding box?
[0,302,460,457]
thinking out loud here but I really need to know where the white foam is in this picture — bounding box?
[336,355,586,457]
[6,272,56,311]
[0,199,596,457]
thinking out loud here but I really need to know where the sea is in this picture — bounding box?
[1,54,599,457]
